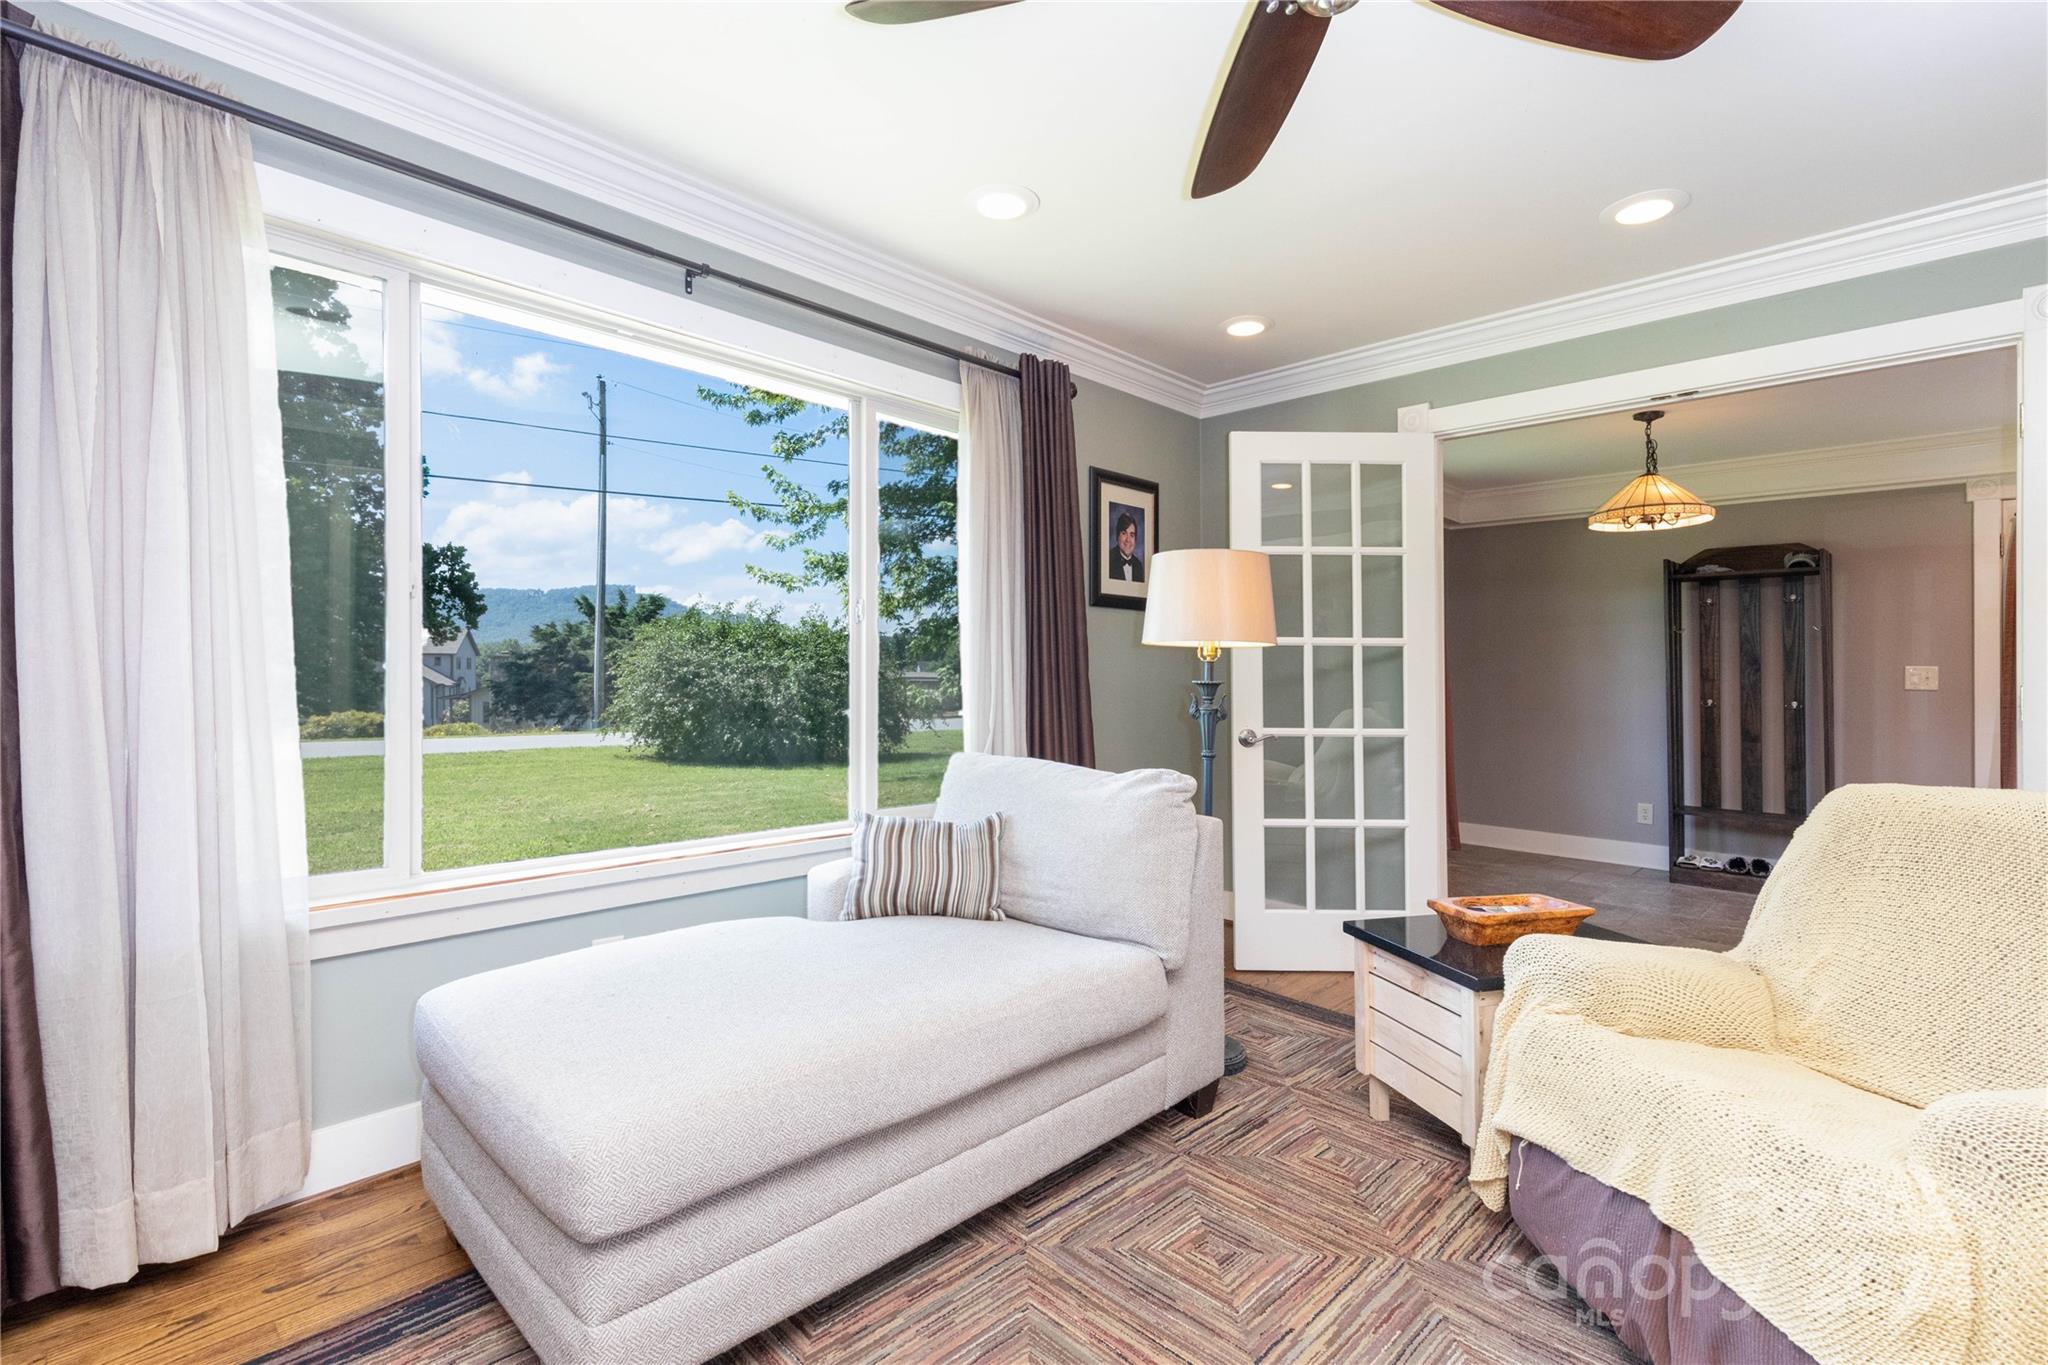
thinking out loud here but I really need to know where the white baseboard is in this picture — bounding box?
[265,1101,422,1211]
[1459,823,1667,871]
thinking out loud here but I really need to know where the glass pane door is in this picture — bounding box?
[1230,432,1443,971]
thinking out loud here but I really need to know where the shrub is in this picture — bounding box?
[299,710,384,740]
[603,607,922,765]
[423,722,489,738]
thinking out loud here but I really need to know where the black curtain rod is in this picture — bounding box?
[0,17,1026,383]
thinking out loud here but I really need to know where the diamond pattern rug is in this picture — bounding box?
[260,982,1630,1364]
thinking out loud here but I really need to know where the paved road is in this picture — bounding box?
[303,732,634,759]
[302,716,963,760]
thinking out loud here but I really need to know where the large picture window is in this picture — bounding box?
[273,236,963,902]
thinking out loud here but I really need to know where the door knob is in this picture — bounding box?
[1237,728,1267,748]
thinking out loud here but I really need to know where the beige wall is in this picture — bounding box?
[1445,485,1978,850]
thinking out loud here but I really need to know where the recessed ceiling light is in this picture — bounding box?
[1223,315,1270,338]
[1269,481,1295,491]
[972,185,1039,221]
[1603,188,1691,227]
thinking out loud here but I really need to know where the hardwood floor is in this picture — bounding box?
[0,1166,468,1365]
[1446,843,1757,952]
[0,844,1752,1363]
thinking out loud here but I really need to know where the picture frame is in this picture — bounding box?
[1088,467,1160,610]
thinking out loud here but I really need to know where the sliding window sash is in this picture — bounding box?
[275,230,421,901]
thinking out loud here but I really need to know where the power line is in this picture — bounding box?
[608,377,722,415]
[282,453,788,510]
[404,472,785,511]
[420,406,885,472]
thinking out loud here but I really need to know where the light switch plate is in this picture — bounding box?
[1905,666,1940,691]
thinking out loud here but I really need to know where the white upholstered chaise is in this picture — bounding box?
[413,755,1224,1363]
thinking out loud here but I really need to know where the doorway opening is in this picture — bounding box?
[1439,348,2019,951]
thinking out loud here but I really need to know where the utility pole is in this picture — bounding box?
[584,375,608,723]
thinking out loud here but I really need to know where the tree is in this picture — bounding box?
[490,590,670,728]
[422,542,487,642]
[603,606,915,764]
[698,387,960,684]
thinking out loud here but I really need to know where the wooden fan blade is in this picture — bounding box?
[1433,1,1740,60]
[844,0,1022,25]
[1192,4,1330,199]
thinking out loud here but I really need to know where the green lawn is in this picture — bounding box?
[303,728,964,875]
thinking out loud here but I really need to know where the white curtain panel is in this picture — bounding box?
[958,363,1027,756]
[12,38,310,1288]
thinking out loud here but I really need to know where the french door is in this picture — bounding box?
[1229,431,1446,970]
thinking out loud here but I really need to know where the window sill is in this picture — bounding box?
[307,828,851,960]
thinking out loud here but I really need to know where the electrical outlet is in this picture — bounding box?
[592,934,624,946]
[1637,803,1655,824]
[1904,665,1940,692]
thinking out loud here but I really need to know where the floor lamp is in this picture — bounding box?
[1142,550,1277,1079]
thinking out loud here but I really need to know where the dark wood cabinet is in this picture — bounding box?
[1664,544,1835,892]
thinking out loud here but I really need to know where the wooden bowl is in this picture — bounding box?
[1426,894,1595,947]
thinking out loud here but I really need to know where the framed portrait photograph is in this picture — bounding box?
[1088,467,1160,610]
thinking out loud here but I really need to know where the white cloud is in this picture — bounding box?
[428,492,768,591]
[421,319,566,402]
[648,517,764,566]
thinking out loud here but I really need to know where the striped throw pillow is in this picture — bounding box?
[843,813,1003,922]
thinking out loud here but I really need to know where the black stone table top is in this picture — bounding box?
[1342,915,1646,993]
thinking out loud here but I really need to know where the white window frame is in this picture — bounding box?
[264,168,963,954]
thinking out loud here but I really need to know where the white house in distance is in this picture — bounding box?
[422,627,486,725]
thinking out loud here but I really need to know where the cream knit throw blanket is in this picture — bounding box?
[1471,785,2048,1365]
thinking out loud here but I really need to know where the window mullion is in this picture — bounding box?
[849,397,881,819]
[383,271,425,881]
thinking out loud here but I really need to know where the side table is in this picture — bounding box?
[1342,916,1642,1146]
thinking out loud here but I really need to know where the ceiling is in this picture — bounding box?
[297,2,2044,386]
[1442,349,2017,491]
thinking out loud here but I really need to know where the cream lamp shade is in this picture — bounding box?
[1588,408,1716,533]
[1142,549,1278,652]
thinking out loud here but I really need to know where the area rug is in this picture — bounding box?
[257,982,1629,1364]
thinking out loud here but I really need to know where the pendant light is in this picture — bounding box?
[1587,409,1716,532]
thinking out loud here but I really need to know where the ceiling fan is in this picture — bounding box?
[844,1,1741,198]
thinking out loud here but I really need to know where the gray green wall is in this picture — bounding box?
[1196,241,2047,839]
[1076,378,1205,778]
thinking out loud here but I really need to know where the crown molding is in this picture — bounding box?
[1199,183,2048,418]
[1446,427,2013,528]
[72,3,2048,424]
[78,0,1209,414]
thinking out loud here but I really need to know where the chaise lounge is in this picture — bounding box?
[411,754,1223,1363]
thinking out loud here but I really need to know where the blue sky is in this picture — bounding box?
[418,303,850,618]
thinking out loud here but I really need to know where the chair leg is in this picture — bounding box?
[1173,1080,1220,1118]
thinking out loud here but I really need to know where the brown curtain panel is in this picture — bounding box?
[1018,355,1095,768]
[1,0,64,1309]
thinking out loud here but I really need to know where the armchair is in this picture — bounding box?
[1471,784,2047,1365]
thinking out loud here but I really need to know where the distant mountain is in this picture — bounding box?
[472,585,674,643]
